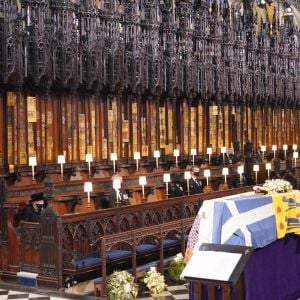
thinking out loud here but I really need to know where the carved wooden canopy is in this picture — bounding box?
[0,0,299,106]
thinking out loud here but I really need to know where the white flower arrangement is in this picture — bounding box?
[143,268,167,295]
[108,270,138,300]
[262,179,293,194]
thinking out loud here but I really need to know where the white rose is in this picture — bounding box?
[124,282,131,293]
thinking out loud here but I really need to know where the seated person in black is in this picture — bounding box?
[20,192,45,222]
[105,176,130,208]
[189,166,203,194]
[111,188,130,206]
[170,173,185,198]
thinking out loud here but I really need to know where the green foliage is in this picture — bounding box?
[168,257,186,283]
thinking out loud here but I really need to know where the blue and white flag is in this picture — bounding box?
[212,195,277,248]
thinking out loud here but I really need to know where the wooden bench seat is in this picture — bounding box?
[95,217,194,297]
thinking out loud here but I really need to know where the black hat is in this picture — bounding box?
[30,192,44,202]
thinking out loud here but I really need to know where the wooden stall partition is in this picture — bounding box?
[2,202,22,275]
[19,221,41,273]
[39,207,62,288]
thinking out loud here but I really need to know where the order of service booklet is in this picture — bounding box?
[181,250,242,282]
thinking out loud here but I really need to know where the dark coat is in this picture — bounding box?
[189,178,203,194]
[20,203,42,222]
[170,182,185,198]
[102,189,130,208]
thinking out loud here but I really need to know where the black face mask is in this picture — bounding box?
[194,172,200,177]
[36,204,44,213]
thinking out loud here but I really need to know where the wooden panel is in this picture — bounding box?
[141,117,148,156]
[7,92,16,166]
[17,92,27,165]
[224,105,229,148]
[70,96,78,160]
[217,107,223,150]
[150,101,157,151]
[247,106,251,143]
[159,106,166,149]
[182,101,188,154]
[190,107,196,149]
[198,103,204,154]
[209,105,218,151]
[66,98,72,161]
[79,114,86,160]
[47,97,54,160]
[255,107,261,147]
[2,92,300,168]
[167,102,173,154]
[61,95,68,160]
[101,99,108,159]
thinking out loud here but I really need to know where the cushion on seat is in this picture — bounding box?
[136,243,158,253]
[76,257,102,269]
[94,277,103,284]
[17,276,37,287]
[107,249,132,260]
[163,239,179,246]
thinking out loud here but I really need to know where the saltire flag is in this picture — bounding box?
[188,194,277,252]
[212,195,277,248]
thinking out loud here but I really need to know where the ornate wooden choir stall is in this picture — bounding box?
[0,0,299,295]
